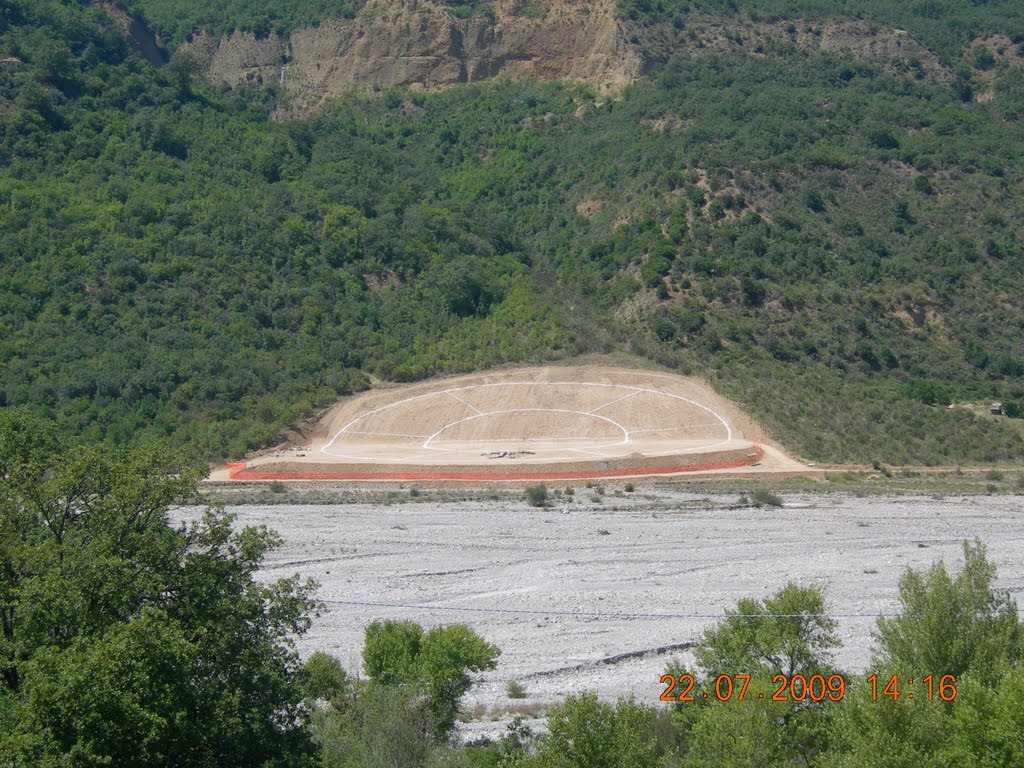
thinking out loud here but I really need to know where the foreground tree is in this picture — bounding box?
[362,619,500,739]
[694,582,840,679]
[0,410,318,767]
[532,693,678,768]
[307,621,500,767]
[668,583,842,766]
[818,540,1024,767]
[873,539,1023,686]
[942,666,1024,766]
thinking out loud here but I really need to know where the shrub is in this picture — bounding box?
[268,480,287,493]
[506,680,528,699]
[363,620,500,739]
[874,540,1023,686]
[525,484,548,507]
[624,483,635,492]
[752,489,784,507]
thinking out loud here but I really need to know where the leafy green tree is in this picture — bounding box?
[0,410,317,767]
[670,584,841,765]
[873,540,1023,686]
[362,620,499,739]
[532,693,671,768]
[681,678,792,768]
[817,686,949,768]
[311,682,437,768]
[525,484,549,507]
[942,667,1024,766]
[694,583,839,679]
[298,651,350,706]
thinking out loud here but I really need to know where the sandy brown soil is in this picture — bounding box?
[217,366,802,482]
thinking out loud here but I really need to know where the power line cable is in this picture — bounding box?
[321,598,907,620]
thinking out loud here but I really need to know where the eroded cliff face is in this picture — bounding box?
[181,0,641,110]
[180,0,953,114]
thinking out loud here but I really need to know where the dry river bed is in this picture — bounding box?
[175,490,1024,740]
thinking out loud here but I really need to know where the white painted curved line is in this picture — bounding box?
[422,408,629,449]
[629,423,721,434]
[320,381,734,459]
[587,390,641,414]
[445,390,483,415]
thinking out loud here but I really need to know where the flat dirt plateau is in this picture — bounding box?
[219,366,806,482]
[174,490,1024,741]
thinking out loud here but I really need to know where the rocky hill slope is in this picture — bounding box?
[176,0,948,112]
[181,0,641,110]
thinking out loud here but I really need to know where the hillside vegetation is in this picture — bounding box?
[1,0,1024,464]
[621,0,1024,63]
[119,0,368,45]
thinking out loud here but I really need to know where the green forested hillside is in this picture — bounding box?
[119,0,367,45]
[2,0,1024,464]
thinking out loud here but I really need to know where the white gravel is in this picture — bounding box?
[176,489,1024,739]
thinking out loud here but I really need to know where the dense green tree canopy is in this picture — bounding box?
[873,539,1023,686]
[694,583,840,679]
[0,410,318,766]
[532,693,671,768]
[363,619,500,739]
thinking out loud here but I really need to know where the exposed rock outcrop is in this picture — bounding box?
[179,1,953,114]
[182,29,285,87]
[181,0,641,110]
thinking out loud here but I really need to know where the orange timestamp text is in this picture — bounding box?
[660,673,957,703]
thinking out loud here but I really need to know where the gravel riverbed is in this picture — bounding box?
[176,489,1024,739]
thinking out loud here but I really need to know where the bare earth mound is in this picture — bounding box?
[225,366,802,482]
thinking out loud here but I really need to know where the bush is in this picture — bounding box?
[536,694,662,768]
[268,480,287,493]
[873,540,1023,686]
[362,620,500,739]
[506,680,528,699]
[525,484,548,507]
[624,483,635,493]
[752,489,784,507]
